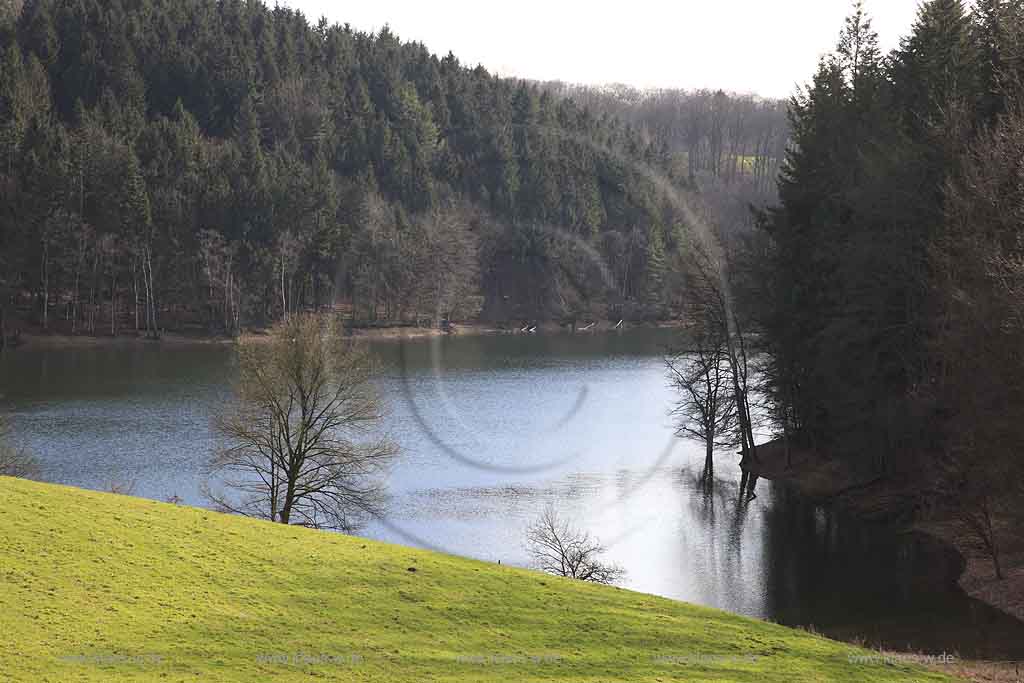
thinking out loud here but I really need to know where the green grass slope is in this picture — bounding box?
[0,477,951,682]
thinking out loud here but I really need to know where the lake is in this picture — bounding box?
[2,329,1022,659]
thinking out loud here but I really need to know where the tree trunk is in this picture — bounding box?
[704,440,714,485]
[726,317,759,500]
[279,481,296,525]
[224,258,232,333]
[110,271,117,338]
[745,473,759,500]
[89,249,99,334]
[144,245,158,339]
[980,501,1004,580]
[280,253,287,322]
[784,429,792,469]
[72,235,83,335]
[40,240,49,331]
[132,259,140,334]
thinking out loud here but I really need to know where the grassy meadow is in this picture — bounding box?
[0,477,953,682]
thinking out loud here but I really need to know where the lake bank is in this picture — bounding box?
[749,440,1024,626]
[7,320,679,349]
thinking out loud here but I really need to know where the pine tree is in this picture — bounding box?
[643,227,667,314]
[235,93,265,184]
[759,2,893,456]
[18,0,57,68]
[892,0,976,139]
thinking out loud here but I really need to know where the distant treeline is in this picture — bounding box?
[747,0,1024,562]
[540,82,789,194]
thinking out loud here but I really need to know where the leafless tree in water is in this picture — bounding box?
[667,331,738,488]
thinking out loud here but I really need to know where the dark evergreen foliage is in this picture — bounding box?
[0,0,699,335]
[755,0,1024,489]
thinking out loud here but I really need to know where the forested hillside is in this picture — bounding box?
[750,0,1024,570]
[0,0,754,339]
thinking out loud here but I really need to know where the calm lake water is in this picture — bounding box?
[2,329,1022,659]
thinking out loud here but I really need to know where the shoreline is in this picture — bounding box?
[749,440,1024,626]
[9,331,235,349]
[6,320,679,350]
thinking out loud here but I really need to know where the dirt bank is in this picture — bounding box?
[12,331,234,349]
[9,320,663,349]
[10,324,502,348]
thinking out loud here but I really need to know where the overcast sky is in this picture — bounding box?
[282,1,922,98]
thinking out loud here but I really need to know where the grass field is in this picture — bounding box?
[0,477,953,682]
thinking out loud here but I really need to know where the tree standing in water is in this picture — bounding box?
[684,238,759,499]
[667,331,737,488]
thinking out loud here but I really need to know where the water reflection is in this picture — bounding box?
[758,484,1024,659]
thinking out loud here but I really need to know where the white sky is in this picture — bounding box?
[283,1,923,98]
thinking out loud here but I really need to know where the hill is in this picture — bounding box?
[0,476,951,682]
[0,0,715,337]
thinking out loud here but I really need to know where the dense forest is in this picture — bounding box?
[0,0,786,340]
[747,0,1024,573]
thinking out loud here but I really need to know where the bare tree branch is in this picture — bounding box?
[0,415,40,480]
[524,506,625,586]
[208,313,397,532]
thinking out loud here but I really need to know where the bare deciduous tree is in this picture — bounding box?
[207,313,396,532]
[685,236,760,500]
[525,506,625,585]
[667,331,737,487]
[416,202,482,324]
[0,415,40,479]
[198,229,240,336]
[0,446,37,479]
[105,477,138,496]
[275,230,301,322]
